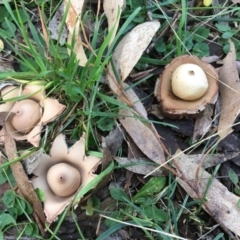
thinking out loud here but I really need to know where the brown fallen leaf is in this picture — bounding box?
[103,0,126,46]
[107,21,160,96]
[184,152,240,169]
[115,157,163,176]
[118,108,165,166]
[192,105,214,142]
[64,0,87,66]
[112,21,160,82]
[120,83,148,119]
[174,150,240,238]
[217,40,240,140]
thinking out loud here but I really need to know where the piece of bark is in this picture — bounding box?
[3,123,45,235]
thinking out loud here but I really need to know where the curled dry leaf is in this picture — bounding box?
[113,21,160,82]
[107,21,160,96]
[217,40,240,140]
[103,0,126,46]
[173,150,240,237]
[118,109,165,166]
[64,0,87,66]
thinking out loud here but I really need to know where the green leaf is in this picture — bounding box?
[133,177,166,202]
[96,117,115,131]
[16,198,25,216]
[0,7,9,23]
[2,20,16,35]
[236,52,240,61]
[35,188,45,202]
[215,24,231,32]
[24,201,33,215]
[234,187,240,196]
[7,207,18,219]
[142,205,168,222]
[213,233,224,240]
[132,196,157,205]
[223,43,230,54]
[155,41,167,53]
[3,190,15,208]
[0,172,6,185]
[92,196,100,210]
[127,0,142,8]
[0,213,16,230]
[110,188,130,202]
[0,230,3,240]
[25,223,34,236]
[24,223,39,237]
[228,169,238,185]
[193,26,209,42]
[85,196,100,216]
[192,42,209,58]
[222,31,235,39]
[10,9,29,24]
[86,197,94,216]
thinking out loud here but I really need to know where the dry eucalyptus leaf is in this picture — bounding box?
[118,108,165,166]
[174,150,240,237]
[184,152,240,169]
[192,105,214,142]
[121,83,148,119]
[217,40,240,140]
[64,0,87,66]
[48,2,68,45]
[115,157,163,176]
[103,0,126,46]
[112,21,160,82]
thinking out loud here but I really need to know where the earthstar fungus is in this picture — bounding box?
[31,134,102,223]
[0,83,66,146]
[154,55,219,118]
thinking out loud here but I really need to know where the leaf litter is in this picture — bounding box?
[105,8,240,237]
[3,1,240,239]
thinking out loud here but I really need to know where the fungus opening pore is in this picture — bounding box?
[11,99,41,134]
[47,163,81,197]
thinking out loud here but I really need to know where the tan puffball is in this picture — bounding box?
[11,99,42,134]
[47,163,81,197]
[171,63,209,101]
